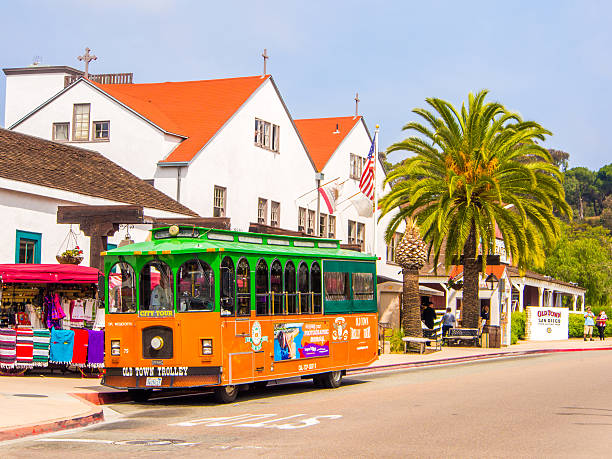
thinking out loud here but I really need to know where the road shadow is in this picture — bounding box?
[125,377,368,407]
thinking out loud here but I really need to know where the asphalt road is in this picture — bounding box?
[3,350,612,458]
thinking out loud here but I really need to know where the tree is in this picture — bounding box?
[380,90,571,328]
[548,149,569,172]
[539,224,612,306]
[394,219,428,340]
[564,167,600,218]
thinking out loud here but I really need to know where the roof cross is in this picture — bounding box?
[354,92,360,117]
[262,48,269,76]
[78,47,97,79]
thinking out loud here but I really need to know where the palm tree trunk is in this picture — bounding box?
[401,268,422,342]
[462,226,480,329]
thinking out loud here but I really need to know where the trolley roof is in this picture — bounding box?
[102,226,377,261]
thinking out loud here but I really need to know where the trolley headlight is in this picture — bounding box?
[150,336,164,350]
[111,340,121,356]
[201,339,213,355]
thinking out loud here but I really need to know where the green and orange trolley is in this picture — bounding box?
[101,225,378,402]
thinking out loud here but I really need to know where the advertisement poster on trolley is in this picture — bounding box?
[274,322,330,361]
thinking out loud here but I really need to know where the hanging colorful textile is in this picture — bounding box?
[87,329,104,368]
[93,306,105,330]
[33,329,51,367]
[49,328,74,364]
[16,327,34,368]
[0,328,17,368]
[71,328,89,367]
[45,294,65,329]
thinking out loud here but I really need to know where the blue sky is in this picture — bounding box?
[1,0,611,170]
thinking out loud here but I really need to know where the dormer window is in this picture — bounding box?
[72,103,90,141]
[93,121,110,141]
[52,123,69,142]
[255,118,280,152]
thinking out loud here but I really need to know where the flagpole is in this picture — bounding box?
[373,125,379,257]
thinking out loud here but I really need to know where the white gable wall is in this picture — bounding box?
[11,81,182,180]
[4,72,71,127]
[161,79,316,230]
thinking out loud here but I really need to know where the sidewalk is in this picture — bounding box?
[1,338,610,441]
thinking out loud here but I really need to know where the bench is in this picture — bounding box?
[402,317,443,354]
[402,336,431,354]
[442,328,480,347]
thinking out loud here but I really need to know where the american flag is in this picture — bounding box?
[359,138,375,200]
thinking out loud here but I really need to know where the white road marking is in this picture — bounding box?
[36,439,114,444]
[172,413,342,429]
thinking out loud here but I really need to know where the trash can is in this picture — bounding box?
[481,332,489,348]
[484,325,501,348]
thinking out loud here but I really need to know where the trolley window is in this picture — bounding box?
[256,259,270,315]
[220,256,235,316]
[311,261,322,314]
[352,273,374,301]
[324,272,349,301]
[108,262,137,313]
[270,259,284,315]
[177,259,214,312]
[285,260,297,314]
[298,262,310,314]
[140,260,174,311]
[236,258,251,316]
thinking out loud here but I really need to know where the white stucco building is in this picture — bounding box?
[3,63,402,282]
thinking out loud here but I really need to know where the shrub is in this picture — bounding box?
[511,311,526,340]
[390,328,405,353]
[569,314,584,337]
[511,331,518,345]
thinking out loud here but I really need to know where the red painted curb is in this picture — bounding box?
[0,408,104,442]
[71,391,132,405]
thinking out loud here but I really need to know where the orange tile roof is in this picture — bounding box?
[448,264,507,280]
[94,75,270,163]
[294,116,363,171]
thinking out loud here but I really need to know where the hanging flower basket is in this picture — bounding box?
[56,248,83,265]
[56,226,84,265]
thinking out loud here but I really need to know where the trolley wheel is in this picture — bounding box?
[128,389,152,402]
[214,385,238,403]
[321,371,343,389]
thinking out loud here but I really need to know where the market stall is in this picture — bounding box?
[0,264,105,374]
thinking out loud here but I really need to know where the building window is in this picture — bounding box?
[271,201,280,227]
[386,232,403,265]
[52,123,69,141]
[350,153,366,180]
[258,198,268,224]
[328,215,336,238]
[357,222,365,251]
[319,213,327,238]
[348,220,356,244]
[72,103,90,141]
[15,230,42,264]
[213,186,226,217]
[255,118,280,152]
[93,121,110,141]
[348,220,365,250]
[298,207,306,232]
[307,210,315,235]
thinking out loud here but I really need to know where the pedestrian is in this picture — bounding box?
[596,310,608,341]
[421,300,436,330]
[584,307,596,341]
[441,307,456,337]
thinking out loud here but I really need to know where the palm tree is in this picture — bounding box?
[380,90,571,328]
[394,218,428,339]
